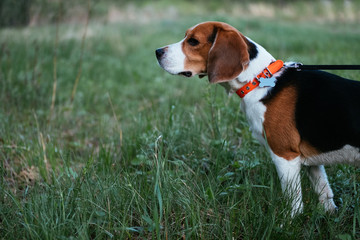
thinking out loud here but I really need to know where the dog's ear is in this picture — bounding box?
[207,29,250,84]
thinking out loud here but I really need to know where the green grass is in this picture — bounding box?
[1,2,360,239]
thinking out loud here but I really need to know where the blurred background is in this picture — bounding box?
[1,0,359,28]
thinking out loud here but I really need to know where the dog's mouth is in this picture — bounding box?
[178,71,192,77]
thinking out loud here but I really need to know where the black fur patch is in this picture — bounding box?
[262,69,360,153]
[247,40,258,60]
[208,27,218,43]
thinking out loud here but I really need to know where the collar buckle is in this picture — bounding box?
[264,67,273,77]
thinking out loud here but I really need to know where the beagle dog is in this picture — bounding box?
[155,21,360,216]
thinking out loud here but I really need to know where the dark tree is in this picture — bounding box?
[0,0,32,28]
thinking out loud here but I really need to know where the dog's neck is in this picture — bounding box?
[220,38,276,96]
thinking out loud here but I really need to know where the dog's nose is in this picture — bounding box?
[155,48,165,60]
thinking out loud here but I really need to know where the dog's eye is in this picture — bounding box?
[187,38,199,46]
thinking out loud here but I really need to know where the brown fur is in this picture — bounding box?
[263,86,300,160]
[263,85,321,160]
[299,140,321,158]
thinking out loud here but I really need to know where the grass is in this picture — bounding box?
[1,1,360,239]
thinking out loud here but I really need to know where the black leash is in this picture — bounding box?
[287,63,360,71]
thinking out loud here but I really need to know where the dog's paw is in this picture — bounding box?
[321,197,338,213]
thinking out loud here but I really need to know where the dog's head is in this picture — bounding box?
[156,21,253,83]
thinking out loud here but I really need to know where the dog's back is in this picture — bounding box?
[262,69,360,163]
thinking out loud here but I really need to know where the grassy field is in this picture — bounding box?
[1,1,360,239]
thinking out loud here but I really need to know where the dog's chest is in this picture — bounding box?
[240,90,268,145]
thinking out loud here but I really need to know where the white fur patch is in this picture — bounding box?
[158,39,186,75]
[307,165,337,212]
[270,152,304,217]
[303,145,360,166]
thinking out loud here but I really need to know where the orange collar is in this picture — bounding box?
[236,60,284,98]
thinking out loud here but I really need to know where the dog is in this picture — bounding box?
[155,21,360,216]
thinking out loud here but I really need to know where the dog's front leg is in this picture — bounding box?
[307,165,337,212]
[270,152,303,217]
